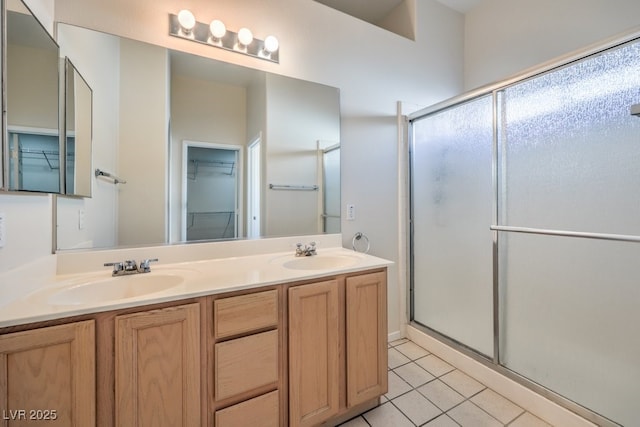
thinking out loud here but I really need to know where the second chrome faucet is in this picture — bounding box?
[295,242,317,257]
[104,258,158,276]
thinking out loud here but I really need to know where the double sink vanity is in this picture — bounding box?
[0,236,391,427]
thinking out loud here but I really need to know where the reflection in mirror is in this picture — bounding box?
[64,59,92,197]
[182,142,241,241]
[5,0,60,192]
[54,24,340,251]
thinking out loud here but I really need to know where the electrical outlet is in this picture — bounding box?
[78,209,86,230]
[346,204,355,221]
[0,212,5,248]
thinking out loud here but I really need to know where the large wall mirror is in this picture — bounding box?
[55,24,341,251]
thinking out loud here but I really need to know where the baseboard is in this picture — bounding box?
[387,330,403,343]
[407,325,596,427]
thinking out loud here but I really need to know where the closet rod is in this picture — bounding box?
[269,184,318,191]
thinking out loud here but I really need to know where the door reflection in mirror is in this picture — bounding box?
[182,142,242,241]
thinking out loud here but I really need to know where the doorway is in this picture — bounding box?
[247,135,261,238]
[181,141,242,241]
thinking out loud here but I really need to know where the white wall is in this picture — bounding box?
[464,0,640,90]
[169,74,247,242]
[0,0,54,272]
[56,24,120,250]
[117,39,169,246]
[264,74,340,237]
[6,44,58,129]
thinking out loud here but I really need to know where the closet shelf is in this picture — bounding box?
[188,159,235,180]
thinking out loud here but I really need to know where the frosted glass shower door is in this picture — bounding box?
[498,40,640,426]
[411,96,494,357]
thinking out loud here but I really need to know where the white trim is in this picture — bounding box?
[387,330,403,343]
[406,325,597,427]
[247,134,261,239]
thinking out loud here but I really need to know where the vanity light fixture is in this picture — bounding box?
[177,9,196,36]
[209,19,226,45]
[236,28,253,51]
[169,11,279,63]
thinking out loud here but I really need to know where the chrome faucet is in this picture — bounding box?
[104,258,158,276]
[295,242,317,257]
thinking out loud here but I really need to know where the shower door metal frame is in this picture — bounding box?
[407,26,640,427]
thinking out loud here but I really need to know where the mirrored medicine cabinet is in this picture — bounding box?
[1,0,93,196]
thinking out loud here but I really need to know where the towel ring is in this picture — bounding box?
[352,232,370,254]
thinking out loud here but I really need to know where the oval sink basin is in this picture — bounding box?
[49,273,184,306]
[281,254,361,270]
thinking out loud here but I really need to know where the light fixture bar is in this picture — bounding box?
[168,14,279,63]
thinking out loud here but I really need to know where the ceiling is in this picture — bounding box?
[314,0,481,25]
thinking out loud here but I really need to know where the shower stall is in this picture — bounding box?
[409,32,640,427]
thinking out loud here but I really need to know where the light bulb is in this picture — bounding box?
[237,28,253,47]
[263,35,279,53]
[177,9,196,33]
[210,20,226,39]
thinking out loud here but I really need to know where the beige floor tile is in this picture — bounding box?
[391,390,442,425]
[448,401,502,427]
[394,362,435,388]
[388,347,411,369]
[471,388,524,424]
[363,402,413,427]
[395,341,430,360]
[415,354,455,377]
[338,416,369,427]
[385,370,413,399]
[424,414,460,427]
[440,369,485,398]
[509,412,553,427]
[417,379,465,411]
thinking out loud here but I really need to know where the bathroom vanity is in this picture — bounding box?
[0,245,390,427]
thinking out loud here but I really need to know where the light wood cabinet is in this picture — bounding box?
[1,266,386,427]
[210,287,283,426]
[0,320,95,427]
[288,270,388,427]
[346,271,388,407]
[214,390,280,427]
[115,303,200,427]
[288,279,341,427]
[214,289,278,339]
[214,330,279,400]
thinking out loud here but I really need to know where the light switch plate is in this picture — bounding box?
[346,204,355,221]
[78,209,86,230]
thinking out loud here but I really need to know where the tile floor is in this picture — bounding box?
[340,339,554,427]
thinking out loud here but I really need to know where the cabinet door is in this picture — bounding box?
[115,303,200,427]
[346,272,388,407]
[0,320,95,426]
[288,280,340,427]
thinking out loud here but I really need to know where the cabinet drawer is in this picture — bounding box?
[215,390,279,427]
[215,330,278,400]
[214,289,278,339]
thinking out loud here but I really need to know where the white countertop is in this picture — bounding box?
[0,247,392,328]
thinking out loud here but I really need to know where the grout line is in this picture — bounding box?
[388,343,522,427]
